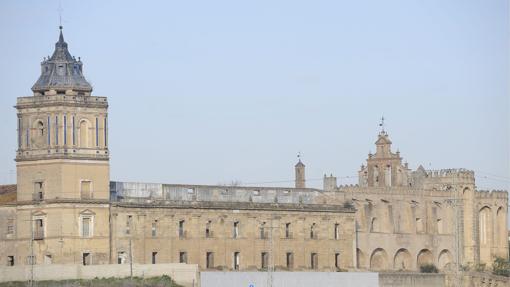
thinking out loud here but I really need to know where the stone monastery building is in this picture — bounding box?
[0,27,508,273]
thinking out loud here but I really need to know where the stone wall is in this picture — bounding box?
[0,263,199,287]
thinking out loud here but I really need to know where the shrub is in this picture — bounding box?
[492,257,510,277]
[420,264,438,273]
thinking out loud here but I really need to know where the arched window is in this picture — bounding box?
[371,218,378,232]
[79,120,90,148]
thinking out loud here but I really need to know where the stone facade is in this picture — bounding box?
[0,27,507,280]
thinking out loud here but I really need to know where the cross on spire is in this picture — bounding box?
[379,116,385,133]
[58,1,63,27]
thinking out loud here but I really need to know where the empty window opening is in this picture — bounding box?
[261,252,269,270]
[233,252,240,270]
[117,252,126,264]
[152,252,157,264]
[179,252,187,264]
[179,220,185,238]
[7,256,14,266]
[82,253,91,266]
[310,223,317,239]
[285,223,291,239]
[334,223,340,240]
[205,220,212,238]
[335,253,340,269]
[233,221,239,239]
[286,252,294,270]
[206,252,214,269]
[311,253,318,270]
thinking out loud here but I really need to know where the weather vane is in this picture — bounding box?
[297,151,302,161]
[379,116,385,132]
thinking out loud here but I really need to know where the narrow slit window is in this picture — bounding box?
[55,116,58,145]
[17,118,21,148]
[95,118,99,147]
[63,116,67,145]
[72,116,75,145]
[104,117,107,146]
[47,116,51,145]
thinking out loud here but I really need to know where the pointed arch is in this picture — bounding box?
[417,249,433,268]
[393,248,412,271]
[370,248,389,270]
[479,206,492,264]
[438,249,453,271]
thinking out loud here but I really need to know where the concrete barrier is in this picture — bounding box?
[379,273,445,287]
[0,263,199,287]
[200,271,378,287]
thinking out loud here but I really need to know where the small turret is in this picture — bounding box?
[323,174,337,191]
[295,158,306,188]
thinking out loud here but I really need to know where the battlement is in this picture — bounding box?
[425,168,474,178]
[475,190,508,199]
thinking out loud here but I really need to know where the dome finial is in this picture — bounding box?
[58,25,64,43]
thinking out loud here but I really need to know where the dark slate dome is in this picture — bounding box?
[32,26,93,93]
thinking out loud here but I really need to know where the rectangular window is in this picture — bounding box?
[233,221,239,239]
[311,253,318,270]
[82,253,91,266]
[261,252,268,269]
[95,118,99,147]
[34,181,44,201]
[286,252,294,270]
[206,252,214,269]
[104,117,107,146]
[55,116,58,145]
[179,252,187,264]
[7,219,14,235]
[233,252,240,270]
[34,219,44,240]
[7,256,14,266]
[205,220,212,238]
[26,128,29,146]
[152,252,157,264]
[126,215,132,235]
[81,181,92,199]
[334,224,340,240]
[285,223,291,239]
[335,253,340,269]
[82,217,91,237]
[63,116,67,145]
[151,220,157,237]
[179,220,185,238]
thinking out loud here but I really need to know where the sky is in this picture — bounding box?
[0,0,508,193]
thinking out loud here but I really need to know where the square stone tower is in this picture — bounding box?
[13,27,111,265]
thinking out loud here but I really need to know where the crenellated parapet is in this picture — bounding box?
[475,189,508,200]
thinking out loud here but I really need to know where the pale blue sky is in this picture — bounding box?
[0,0,508,191]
